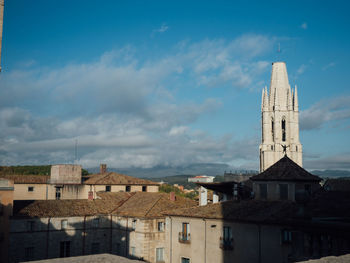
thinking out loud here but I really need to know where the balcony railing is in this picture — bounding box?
[178,232,191,243]
[220,237,233,250]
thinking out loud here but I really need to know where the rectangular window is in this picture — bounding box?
[223,226,232,241]
[279,184,288,200]
[27,221,35,232]
[91,242,100,254]
[221,226,233,249]
[28,186,34,192]
[259,184,267,199]
[281,229,292,244]
[181,257,190,263]
[56,187,61,200]
[156,247,164,262]
[157,221,164,232]
[60,241,71,258]
[105,185,111,192]
[61,219,68,230]
[142,186,147,192]
[179,222,190,242]
[25,247,34,261]
[126,185,131,192]
[132,219,137,230]
[93,218,99,228]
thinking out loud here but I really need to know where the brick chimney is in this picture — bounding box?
[100,164,107,174]
[169,192,176,201]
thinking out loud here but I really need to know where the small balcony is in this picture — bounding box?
[220,237,233,250]
[178,232,191,244]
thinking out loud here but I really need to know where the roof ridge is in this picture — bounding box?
[94,172,113,184]
[110,192,136,214]
[144,194,164,217]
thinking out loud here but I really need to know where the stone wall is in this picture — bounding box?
[50,165,82,184]
[9,215,165,263]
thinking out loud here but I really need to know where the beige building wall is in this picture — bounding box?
[12,183,90,200]
[167,216,291,263]
[11,182,159,201]
[13,183,49,200]
[146,185,159,192]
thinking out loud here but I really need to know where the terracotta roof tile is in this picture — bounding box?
[13,192,196,218]
[0,174,49,184]
[111,192,197,218]
[251,156,321,182]
[164,200,298,223]
[13,198,129,218]
[84,172,159,186]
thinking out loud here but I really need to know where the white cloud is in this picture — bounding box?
[157,23,169,33]
[0,34,274,168]
[300,96,350,130]
[296,64,307,75]
[304,153,350,170]
[322,62,336,71]
[151,23,169,36]
[301,22,307,30]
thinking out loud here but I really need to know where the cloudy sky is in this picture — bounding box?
[1,0,349,171]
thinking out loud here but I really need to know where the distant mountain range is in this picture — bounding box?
[310,170,350,179]
[87,163,257,178]
[87,163,350,180]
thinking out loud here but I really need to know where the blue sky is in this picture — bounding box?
[1,0,349,170]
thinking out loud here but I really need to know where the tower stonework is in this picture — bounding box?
[259,62,302,172]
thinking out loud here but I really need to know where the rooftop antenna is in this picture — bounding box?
[74,139,78,164]
[276,42,281,61]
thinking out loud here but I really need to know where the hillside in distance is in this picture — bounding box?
[311,170,350,179]
[87,163,258,178]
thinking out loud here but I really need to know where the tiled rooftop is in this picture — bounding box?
[113,192,196,218]
[13,192,196,218]
[29,253,144,263]
[84,172,159,186]
[164,199,298,223]
[165,189,350,224]
[13,198,127,217]
[251,156,321,182]
[0,174,49,184]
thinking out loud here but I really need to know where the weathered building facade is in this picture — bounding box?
[0,164,159,201]
[9,192,195,263]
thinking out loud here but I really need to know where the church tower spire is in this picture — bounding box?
[259,62,303,172]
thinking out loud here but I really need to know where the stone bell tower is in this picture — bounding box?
[259,62,302,172]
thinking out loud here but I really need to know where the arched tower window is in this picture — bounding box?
[282,118,286,142]
[271,119,274,142]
